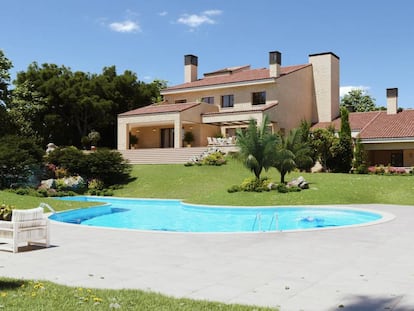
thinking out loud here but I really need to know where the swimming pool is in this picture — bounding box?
[49,196,390,233]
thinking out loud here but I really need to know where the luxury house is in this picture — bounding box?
[117,51,414,167]
[313,88,414,167]
[117,51,340,150]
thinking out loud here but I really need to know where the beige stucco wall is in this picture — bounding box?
[309,53,340,123]
[271,66,314,132]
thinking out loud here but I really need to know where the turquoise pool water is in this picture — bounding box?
[50,196,384,233]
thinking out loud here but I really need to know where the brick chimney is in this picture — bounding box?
[269,51,281,78]
[184,54,198,83]
[386,88,398,114]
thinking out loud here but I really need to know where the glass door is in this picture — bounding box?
[161,128,174,148]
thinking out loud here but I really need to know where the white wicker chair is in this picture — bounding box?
[0,206,50,253]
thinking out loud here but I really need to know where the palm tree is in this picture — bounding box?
[274,128,313,183]
[236,115,279,179]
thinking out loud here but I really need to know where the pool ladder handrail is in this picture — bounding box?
[268,212,279,231]
[39,202,56,214]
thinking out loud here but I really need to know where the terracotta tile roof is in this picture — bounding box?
[359,109,414,139]
[312,109,414,140]
[312,111,381,131]
[118,102,200,117]
[163,64,310,91]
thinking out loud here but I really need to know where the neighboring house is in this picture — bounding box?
[117,51,340,150]
[312,88,414,167]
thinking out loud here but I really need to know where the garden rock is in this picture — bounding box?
[287,176,309,189]
[39,179,56,190]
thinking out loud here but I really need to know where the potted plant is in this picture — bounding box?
[129,133,139,149]
[183,131,194,147]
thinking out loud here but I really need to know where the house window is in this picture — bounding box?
[175,99,187,104]
[201,97,214,104]
[252,91,266,105]
[221,95,234,108]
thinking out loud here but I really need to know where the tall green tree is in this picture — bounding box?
[0,50,13,136]
[340,89,376,112]
[273,128,313,183]
[236,115,279,179]
[13,63,162,147]
[353,135,368,174]
[0,50,12,105]
[8,80,47,138]
[328,108,353,173]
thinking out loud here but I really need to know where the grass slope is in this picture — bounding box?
[113,160,414,206]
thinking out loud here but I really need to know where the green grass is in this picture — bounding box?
[1,159,414,209]
[0,278,276,311]
[113,159,414,206]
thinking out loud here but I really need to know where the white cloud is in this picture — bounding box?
[340,85,370,97]
[109,20,141,33]
[177,9,222,28]
[159,11,168,17]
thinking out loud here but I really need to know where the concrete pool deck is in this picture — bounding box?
[1,204,414,310]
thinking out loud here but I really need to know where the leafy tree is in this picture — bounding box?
[352,136,368,174]
[8,80,47,138]
[273,128,313,183]
[328,108,353,173]
[340,89,376,112]
[298,120,317,170]
[13,63,163,148]
[0,50,12,105]
[0,50,13,136]
[236,115,280,179]
[309,127,336,171]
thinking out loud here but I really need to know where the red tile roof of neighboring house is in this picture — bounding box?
[312,111,381,131]
[359,109,414,139]
[312,109,414,140]
[118,102,200,117]
[163,64,310,91]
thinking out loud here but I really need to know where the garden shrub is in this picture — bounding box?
[0,135,44,189]
[85,149,132,186]
[45,146,87,176]
[240,177,271,192]
[46,147,131,187]
[185,148,227,166]
[0,204,14,221]
[227,185,241,193]
[201,152,227,166]
[276,183,288,193]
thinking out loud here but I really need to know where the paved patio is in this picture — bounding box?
[1,204,414,311]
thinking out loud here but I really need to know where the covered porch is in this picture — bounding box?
[117,102,218,150]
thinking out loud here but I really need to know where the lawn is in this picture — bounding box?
[113,159,414,206]
[1,158,414,209]
[0,277,276,311]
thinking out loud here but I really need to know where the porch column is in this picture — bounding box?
[174,118,182,148]
[117,119,128,150]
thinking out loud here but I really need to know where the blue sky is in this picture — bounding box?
[2,0,414,108]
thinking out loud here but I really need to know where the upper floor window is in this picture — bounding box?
[201,97,215,104]
[175,99,187,104]
[252,91,266,105]
[221,95,234,108]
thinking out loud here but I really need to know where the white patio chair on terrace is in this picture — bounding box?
[0,206,50,253]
